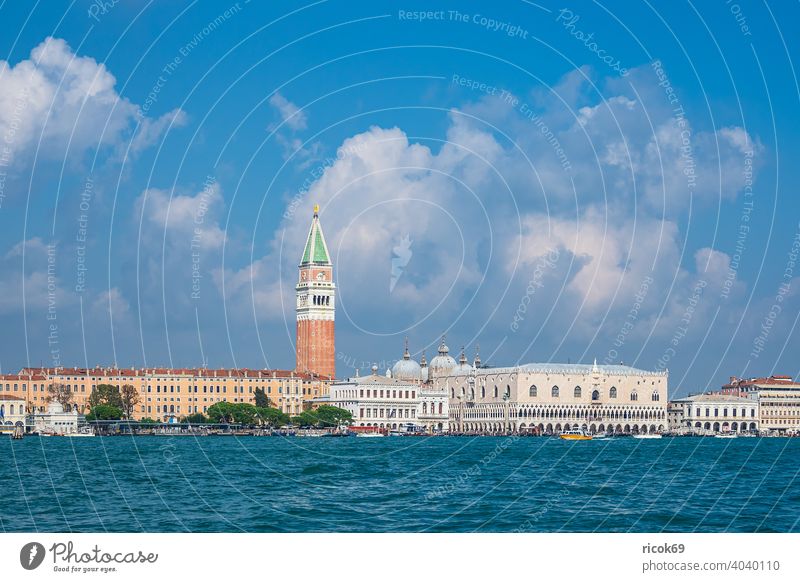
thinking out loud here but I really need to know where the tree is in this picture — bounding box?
[120,384,140,419]
[291,410,319,427]
[182,413,207,424]
[86,404,123,421]
[256,407,289,427]
[89,384,123,410]
[314,405,353,428]
[47,382,74,410]
[254,387,272,408]
[206,402,260,425]
[138,418,159,425]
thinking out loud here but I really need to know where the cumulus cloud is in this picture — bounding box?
[0,36,184,168]
[220,123,497,331]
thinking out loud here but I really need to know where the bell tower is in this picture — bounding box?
[296,204,336,379]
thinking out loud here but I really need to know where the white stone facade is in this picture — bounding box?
[668,393,759,434]
[31,401,79,435]
[434,361,669,435]
[0,395,27,430]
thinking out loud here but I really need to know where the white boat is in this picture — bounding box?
[633,434,662,439]
[355,432,385,438]
[714,434,737,439]
[65,427,96,437]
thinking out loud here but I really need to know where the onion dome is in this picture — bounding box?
[429,335,457,378]
[391,338,422,381]
[452,346,473,375]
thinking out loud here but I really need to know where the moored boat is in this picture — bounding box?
[355,432,385,438]
[633,434,662,439]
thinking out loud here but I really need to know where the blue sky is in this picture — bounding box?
[0,0,798,395]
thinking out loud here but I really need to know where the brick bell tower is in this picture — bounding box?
[296,204,336,379]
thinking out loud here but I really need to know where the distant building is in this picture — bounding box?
[3,367,331,421]
[30,401,79,435]
[722,375,800,434]
[365,337,669,435]
[401,337,669,435]
[668,393,758,434]
[0,394,27,432]
[327,365,422,431]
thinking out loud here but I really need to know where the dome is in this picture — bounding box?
[452,346,473,375]
[429,337,457,378]
[47,401,65,414]
[392,339,422,381]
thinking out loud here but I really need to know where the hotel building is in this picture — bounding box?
[1,367,330,420]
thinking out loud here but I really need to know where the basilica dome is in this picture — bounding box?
[392,340,422,381]
[429,337,457,378]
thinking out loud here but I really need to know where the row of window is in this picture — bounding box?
[0,404,24,414]
[453,384,661,402]
[688,407,757,418]
[342,388,417,399]
[360,408,416,419]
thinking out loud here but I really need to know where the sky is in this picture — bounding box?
[0,0,798,396]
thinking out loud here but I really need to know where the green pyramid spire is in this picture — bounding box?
[300,204,331,266]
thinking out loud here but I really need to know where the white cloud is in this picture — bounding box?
[130,108,188,153]
[269,92,307,131]
[136,182,226,252]
[91,287,131,322]
[220,124,494,327]
[0,37,184,167]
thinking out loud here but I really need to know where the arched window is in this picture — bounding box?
[574,386,581,398]
[630,391,638,402]
[529,385,537,397]
[470,388,475,400]
[493,386,498,398]
[481,387,485,399]
[609,386,617,398]
[552,386,560,398]
[591,390,599,401]
[651,391,660,402]
[506,385,511,398]
[451,388,455,398]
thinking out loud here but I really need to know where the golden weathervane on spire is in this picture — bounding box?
[313,204,319,215]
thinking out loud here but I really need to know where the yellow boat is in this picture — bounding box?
[559,428,592,441]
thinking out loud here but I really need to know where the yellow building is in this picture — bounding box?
[1,367,332,421]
